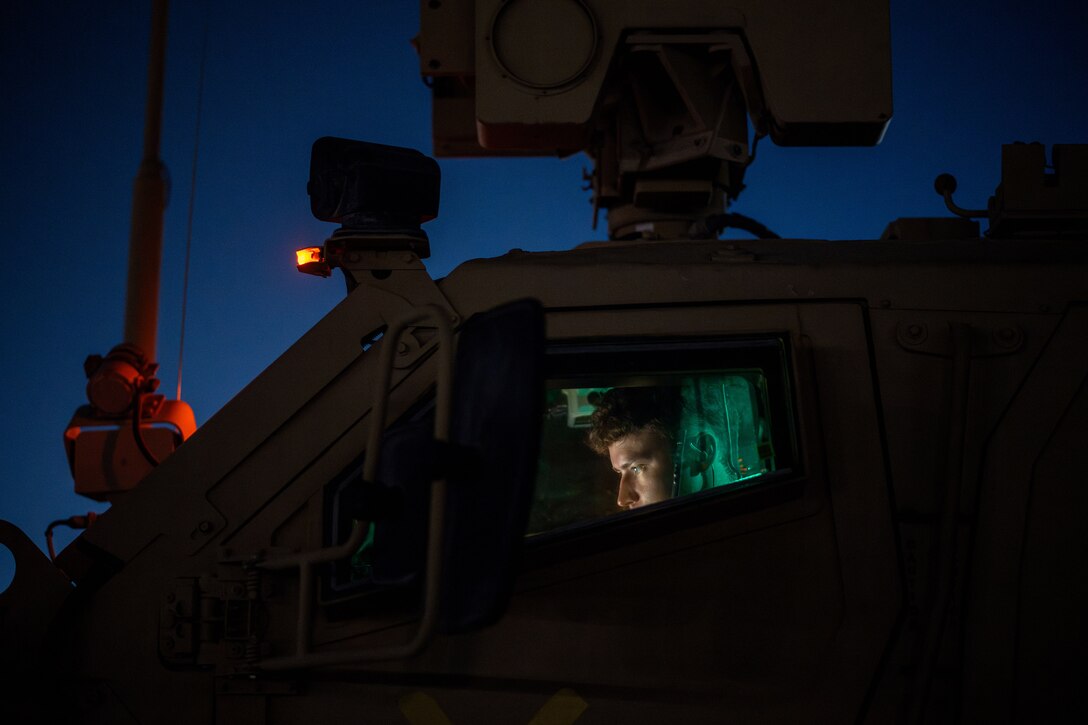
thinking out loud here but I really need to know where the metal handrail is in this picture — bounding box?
[259,304,454,669]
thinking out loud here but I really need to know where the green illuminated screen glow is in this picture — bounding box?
[530,347,789,536]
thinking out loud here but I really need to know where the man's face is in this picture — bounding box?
[608,428,674,510]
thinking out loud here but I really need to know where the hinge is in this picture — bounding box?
[159,565,272,674]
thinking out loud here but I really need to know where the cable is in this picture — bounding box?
[132,393,161,467]
[692,211,780,240]
[745,128,766,169]
[723,212,781,239]
[720,382,739,477]
[176,0,211,400]
[45,513,99,562]
[45,523,59,561]
[934,173,988,219]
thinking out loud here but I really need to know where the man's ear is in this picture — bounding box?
[685,431,716,475]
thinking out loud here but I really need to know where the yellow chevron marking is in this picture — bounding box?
[399,691,454,725]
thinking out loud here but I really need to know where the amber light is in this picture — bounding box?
[296,247,322,266]
[295,246,331,277]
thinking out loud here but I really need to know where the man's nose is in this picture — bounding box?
[617,472,639,509]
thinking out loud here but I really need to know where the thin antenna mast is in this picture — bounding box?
[177,2,210,400]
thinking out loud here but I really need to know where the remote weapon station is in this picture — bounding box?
[2,1,1086,723]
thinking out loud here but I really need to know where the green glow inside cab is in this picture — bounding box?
[530,337,797,535]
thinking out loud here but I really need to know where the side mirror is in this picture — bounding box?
[439,298,545,632]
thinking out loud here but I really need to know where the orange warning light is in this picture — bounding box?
[295,246,331,277]
[296,246,322,266]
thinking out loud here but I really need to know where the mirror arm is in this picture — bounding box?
[258,304,454,670]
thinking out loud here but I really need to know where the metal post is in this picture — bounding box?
[122,0,170,360]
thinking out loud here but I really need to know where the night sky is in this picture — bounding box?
[1,1,1085,589]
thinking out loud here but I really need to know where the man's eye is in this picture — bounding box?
[630,464,643,474]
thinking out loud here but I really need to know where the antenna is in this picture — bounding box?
[177,0,211,401]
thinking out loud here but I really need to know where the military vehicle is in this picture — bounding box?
[2,0,1086,723]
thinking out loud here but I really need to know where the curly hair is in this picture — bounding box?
[587,386,683,454]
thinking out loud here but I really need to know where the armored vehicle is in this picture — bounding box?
[2,1,1085,723]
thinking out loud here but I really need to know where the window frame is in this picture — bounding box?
[523,332,806,563]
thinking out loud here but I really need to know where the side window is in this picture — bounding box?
[529,337,797,535]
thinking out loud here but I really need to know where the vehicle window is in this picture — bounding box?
[528,337,795,535]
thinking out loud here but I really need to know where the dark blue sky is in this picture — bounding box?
[1,1,1085,587]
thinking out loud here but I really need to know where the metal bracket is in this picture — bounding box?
[216,676,297,696]
[342,251,460,370]
[710,245,756,263]
[159,567,272,673]
[340,249,430,272]
[895,321,1024,357]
